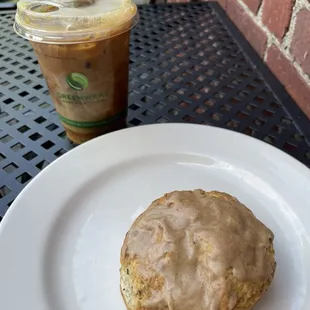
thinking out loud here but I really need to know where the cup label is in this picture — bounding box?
[56,91,107,104]
[66,72,89,91]
[31,32,130,131]
[58,110,127,128]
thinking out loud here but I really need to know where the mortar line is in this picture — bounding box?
[234,0,310,84]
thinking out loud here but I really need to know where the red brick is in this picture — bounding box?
[217,0,227,8]
[262,0,295,40]
[227,0,267,57]
[290,9,310,76]
[242,0,262,14]
[266,45,310,119]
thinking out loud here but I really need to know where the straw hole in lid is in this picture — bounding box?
[30,3,60,13]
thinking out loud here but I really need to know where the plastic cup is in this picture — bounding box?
[14,0,139,144]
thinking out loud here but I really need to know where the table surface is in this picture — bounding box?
[0,3,309,218]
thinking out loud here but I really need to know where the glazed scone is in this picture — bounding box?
[120,190,276,310]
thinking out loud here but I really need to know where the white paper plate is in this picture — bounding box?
[0,124,309,310]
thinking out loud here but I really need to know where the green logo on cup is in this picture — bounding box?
[66,73,89,91]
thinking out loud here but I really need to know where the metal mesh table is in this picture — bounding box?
[0,3,309,218]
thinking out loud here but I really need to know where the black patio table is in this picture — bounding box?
[0,2,310,218]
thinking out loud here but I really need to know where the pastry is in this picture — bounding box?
[120,190,276,310]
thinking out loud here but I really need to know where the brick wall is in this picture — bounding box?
[220,0,310,118]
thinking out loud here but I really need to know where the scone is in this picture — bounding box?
[120,190,276,310]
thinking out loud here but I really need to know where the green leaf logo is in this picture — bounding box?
[66,73,89,91]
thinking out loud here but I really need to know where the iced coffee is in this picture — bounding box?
[14,0,138,144]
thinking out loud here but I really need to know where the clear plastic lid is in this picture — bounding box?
[14,0,139,44]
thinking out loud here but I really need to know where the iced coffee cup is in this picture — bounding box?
[14,0,138,144]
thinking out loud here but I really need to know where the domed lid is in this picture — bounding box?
[14,0,138,43]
